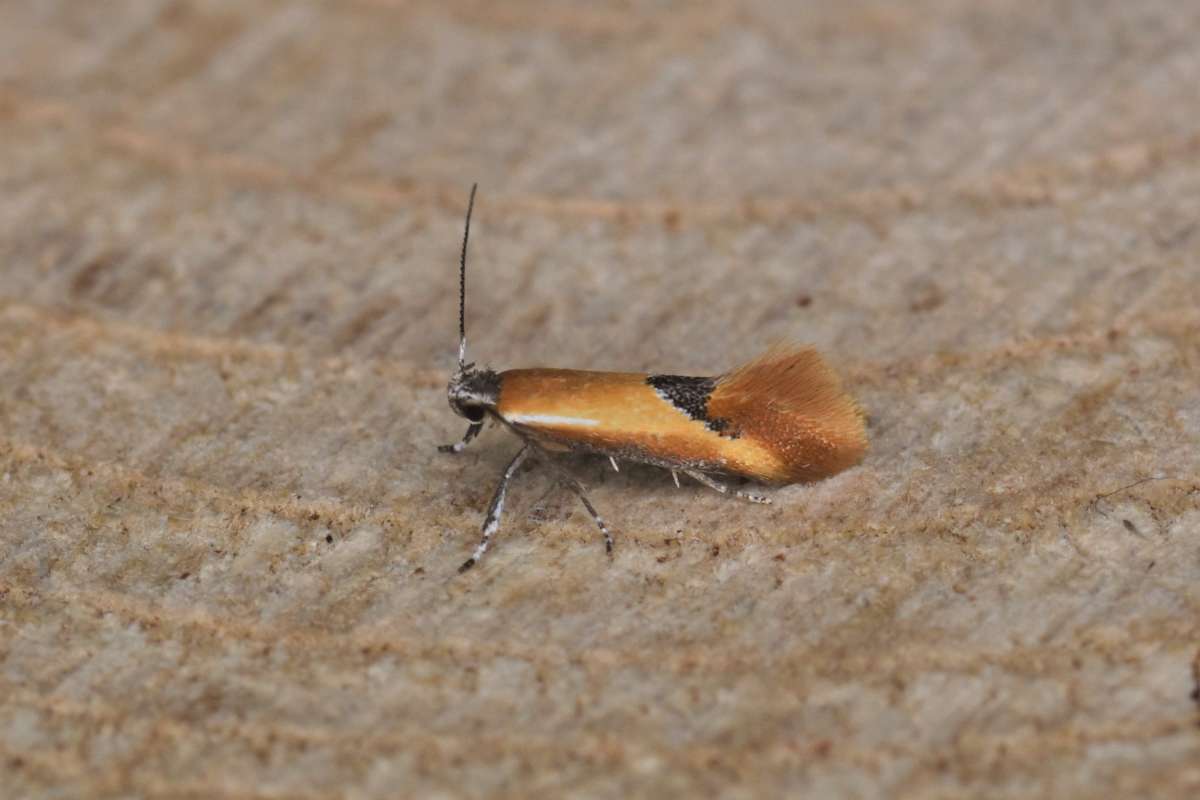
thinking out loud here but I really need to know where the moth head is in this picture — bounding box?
[446,365,499,423]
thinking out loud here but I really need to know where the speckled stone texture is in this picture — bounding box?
[2,2,1200,797]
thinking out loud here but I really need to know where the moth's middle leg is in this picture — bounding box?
[459,444,530,573]
[534,447,614,555]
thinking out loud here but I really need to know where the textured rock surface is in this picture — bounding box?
[2,1,1199,797]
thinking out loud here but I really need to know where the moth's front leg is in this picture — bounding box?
[438,422,483,454]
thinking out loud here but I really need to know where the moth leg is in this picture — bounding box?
[459,445,530,573]
[569,484,614,556]
[671,470,681,489]
[608,456,620,473]
[438,421,483,454]
[534,450,614,556]
[684,470,772,505]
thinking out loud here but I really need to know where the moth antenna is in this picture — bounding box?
[457,183,478,369]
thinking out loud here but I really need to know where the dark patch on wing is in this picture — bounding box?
[647,375,712,418]
[646,374,739,438]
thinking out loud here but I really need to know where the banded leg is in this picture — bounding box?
[536,451,614,555]
[684,470,771,504]
[438,422,483,453]
[459,445,530,572]
[568,484,614,555]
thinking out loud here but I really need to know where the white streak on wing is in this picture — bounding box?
[507,413,600,428]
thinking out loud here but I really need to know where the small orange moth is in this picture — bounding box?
[440,185,867,572]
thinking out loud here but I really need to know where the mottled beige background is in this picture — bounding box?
[2,1,1200,797]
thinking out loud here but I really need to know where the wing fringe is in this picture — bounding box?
[711,343,867,481]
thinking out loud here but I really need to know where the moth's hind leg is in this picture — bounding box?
[534,448,614,556]
[684,469,772,505]
[459,445,530,573]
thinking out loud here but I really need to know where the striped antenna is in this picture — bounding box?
[457,183,478,369]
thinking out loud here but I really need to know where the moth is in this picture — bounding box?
[440,185,867,572]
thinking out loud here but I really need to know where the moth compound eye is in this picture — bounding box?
[462,405,485,423]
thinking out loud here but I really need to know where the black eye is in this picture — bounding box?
[463,405,485,423]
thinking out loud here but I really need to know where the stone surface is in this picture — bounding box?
[1,1,1199,797]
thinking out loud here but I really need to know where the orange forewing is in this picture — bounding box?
[494,344,866,484]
